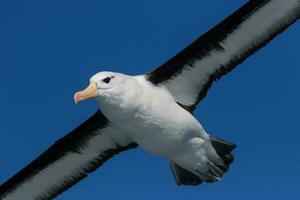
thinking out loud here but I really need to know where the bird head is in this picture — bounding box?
[74,71,137,104]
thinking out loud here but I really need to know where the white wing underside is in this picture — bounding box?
[147,0,300,110]
[0,111,136,200]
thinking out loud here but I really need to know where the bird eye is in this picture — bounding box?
[102,76,114,84]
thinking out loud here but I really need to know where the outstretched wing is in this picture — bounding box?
[0,110,137,200]
[146,0,300,112]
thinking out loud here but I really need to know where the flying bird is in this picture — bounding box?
[1,0,299,199]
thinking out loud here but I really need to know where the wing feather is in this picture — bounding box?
[0,110,137,200]
[147,0,300,111]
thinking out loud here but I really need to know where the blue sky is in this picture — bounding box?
[0,0,299,199]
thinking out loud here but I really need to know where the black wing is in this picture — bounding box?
[0,110,137,200]
[147,0,300,112]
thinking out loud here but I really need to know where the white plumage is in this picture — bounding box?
[94,73,219,178]
[0,0,299,199]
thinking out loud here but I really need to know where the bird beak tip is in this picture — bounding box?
[74,93,79,104]
[73,82,98,104]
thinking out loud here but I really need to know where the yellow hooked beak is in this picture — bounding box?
[74,81,98,104]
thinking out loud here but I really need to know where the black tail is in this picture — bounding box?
[210,136,236,172]
[170,136,236,186]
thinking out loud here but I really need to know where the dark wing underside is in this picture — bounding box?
[147,0,300,112]
[0,111,137,200]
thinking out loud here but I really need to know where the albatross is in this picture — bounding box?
[1,0,299,199]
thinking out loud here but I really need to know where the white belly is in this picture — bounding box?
[97,76,208,157]
[95,75,214,175]
[99,94,207,157]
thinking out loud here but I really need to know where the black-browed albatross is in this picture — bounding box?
[1,0,299,199]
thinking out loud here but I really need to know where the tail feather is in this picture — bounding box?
[210,136,236,170]
[169,136,236,186]
[170,162,203,186]
[210,136,236,154]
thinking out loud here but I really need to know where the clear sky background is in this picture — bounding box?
[0,0,299,199]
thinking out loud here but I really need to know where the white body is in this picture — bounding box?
[95,74,221,176]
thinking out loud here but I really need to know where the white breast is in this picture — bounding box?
[98,76,207,156]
